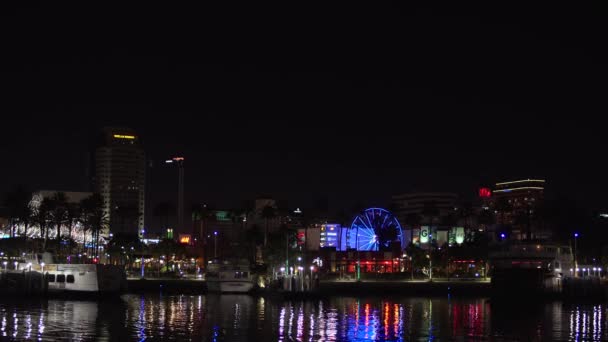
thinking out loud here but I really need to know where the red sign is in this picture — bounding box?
[479,187,491,198]
[297,232,305,245]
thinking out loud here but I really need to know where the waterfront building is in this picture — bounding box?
[491,179,546,240]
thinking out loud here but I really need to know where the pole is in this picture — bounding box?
[214,231,218,258]
[140,229,145,278]
[574,233,578,278]
[178,161,184,232]
[410,256,413,280]
[285,233,289,276]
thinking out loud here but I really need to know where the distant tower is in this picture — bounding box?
[94,127,146,235]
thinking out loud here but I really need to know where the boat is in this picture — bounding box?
[489,241,574,295]
[205,259,254,293]
[19,253,127,295]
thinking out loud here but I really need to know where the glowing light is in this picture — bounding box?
[179,234,191,244]
[348,208,404,251]
[478,187,491,198]
[493,186,544,193]
[495,179,545,186]
[113,134,135,139]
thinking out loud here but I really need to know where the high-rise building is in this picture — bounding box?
[492,179,545,208]
[491,179,545,240]
[94,127,145,235]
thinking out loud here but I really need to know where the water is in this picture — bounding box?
[0,294,606,341]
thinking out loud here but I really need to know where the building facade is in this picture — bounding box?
[94,127,145,235]
[491,179,545,240]
[391,192,459,223]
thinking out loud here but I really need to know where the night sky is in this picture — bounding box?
[1,3,607,231]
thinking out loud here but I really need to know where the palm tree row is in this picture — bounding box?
[3,187,108,256]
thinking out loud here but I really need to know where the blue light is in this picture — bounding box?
[348,208,404,251]
[574,233,579,238]
[500,233,506,239]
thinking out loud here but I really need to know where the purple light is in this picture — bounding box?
[500,233,506,239]
[214,231,218,235]
[574,233,579,238]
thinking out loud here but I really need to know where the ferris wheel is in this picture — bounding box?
[348,207,404,251]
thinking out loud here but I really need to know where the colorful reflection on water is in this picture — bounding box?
[0,295,606,341]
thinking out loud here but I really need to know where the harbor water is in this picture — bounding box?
[0,294,606,341]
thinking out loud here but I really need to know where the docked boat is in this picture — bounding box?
[19,253,127,294]
[205,259,254,293]
[489,241,574,295]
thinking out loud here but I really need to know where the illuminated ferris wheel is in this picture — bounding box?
[348,207,404,251]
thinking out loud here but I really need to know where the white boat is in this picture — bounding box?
[206,260,254,293]
[19,253,127,294]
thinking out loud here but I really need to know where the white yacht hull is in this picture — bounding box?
[24,263,127,294]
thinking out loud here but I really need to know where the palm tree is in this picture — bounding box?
[65,202,80,255]
[3,186,32,238]
[50,192,68,245]
[80,194,109,258]
[261,205,276,247]
[34,197,53,251]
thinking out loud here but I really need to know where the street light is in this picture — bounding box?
[13,261,18,270]
[426,254,432,281]
[27,263,32,272]
[214,231,218,258]
[2,261,7,272]
[141,229,146,279]
[41,262,45,273]
[309,266,314,285]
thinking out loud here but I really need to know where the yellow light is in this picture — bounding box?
[495,179,545,186]
[493,186,544,193]
[113,134,136,139]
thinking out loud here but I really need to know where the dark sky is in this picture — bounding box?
[1,3,607,230]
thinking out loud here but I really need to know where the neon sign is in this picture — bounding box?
[113,134,135,139]
[179,234,191,244]
[478,188,491,198]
